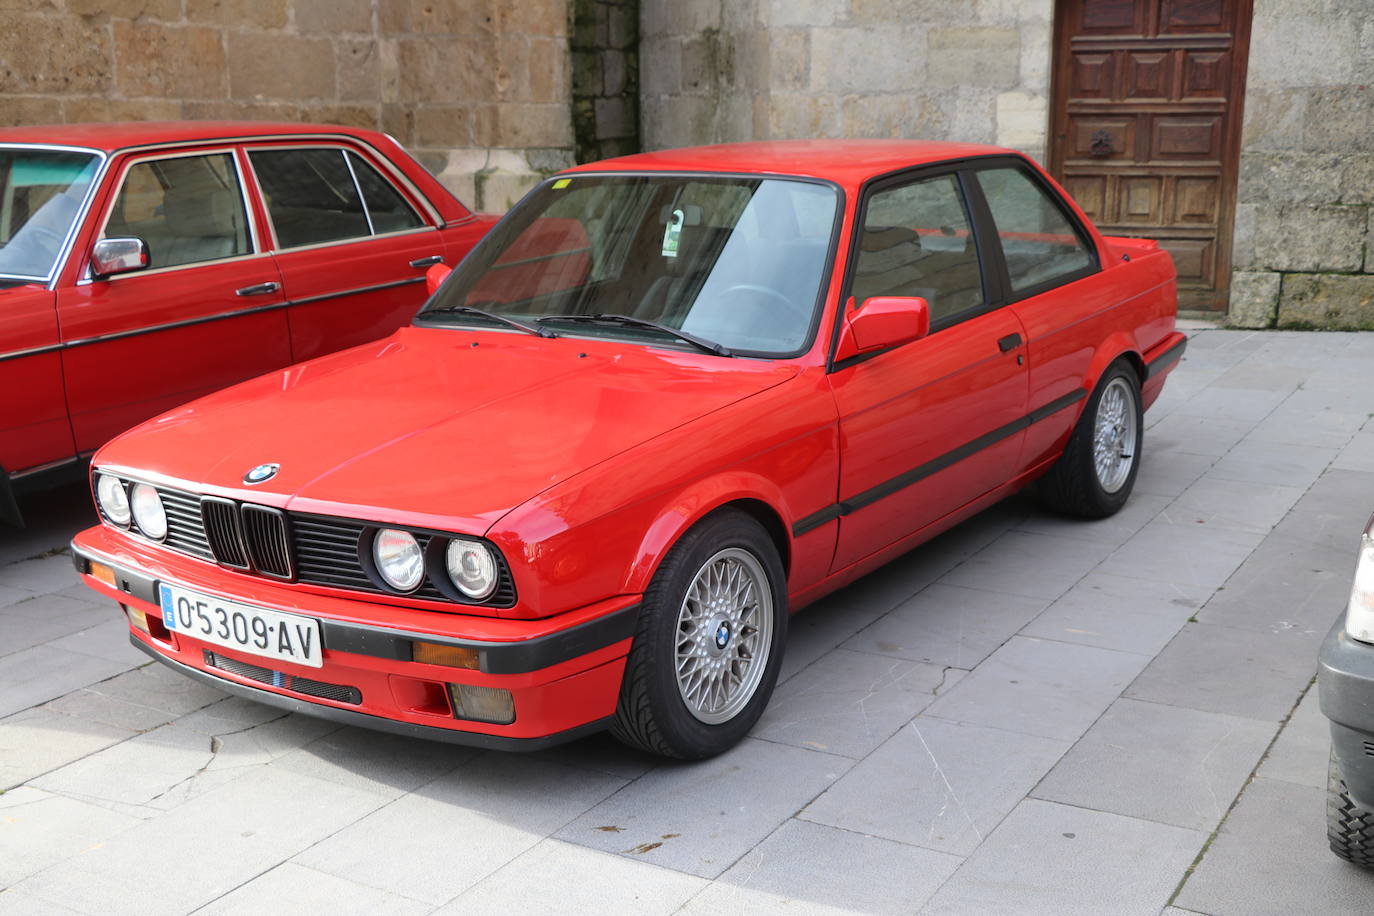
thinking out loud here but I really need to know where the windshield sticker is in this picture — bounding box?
[662,207,684,258]
[552,178,571,189]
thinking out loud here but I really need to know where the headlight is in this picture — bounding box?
[96,474,131,526]
[130,483,167,540]
[373,528,424,591]
[446,538,498,600]
[1346,524,1374,644]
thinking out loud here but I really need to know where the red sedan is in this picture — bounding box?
[0,121,494,524]
[72,140,1185,759]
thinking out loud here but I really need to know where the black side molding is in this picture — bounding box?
[1145,336,1187,379]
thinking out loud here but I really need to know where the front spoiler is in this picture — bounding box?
[129,635,615,751]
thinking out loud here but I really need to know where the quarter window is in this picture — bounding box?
[976,166,1095,295]
[104,153,250,270]
[850,174,984,327]
[249,148,424,249]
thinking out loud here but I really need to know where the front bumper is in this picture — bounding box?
[1318,614,1374,809]
[71,525,638,750]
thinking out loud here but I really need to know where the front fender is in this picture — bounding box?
[619,473,795,596]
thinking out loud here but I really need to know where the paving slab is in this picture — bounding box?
[297,752,628,904]
[922,635,1150,742]
[11,767,392,916]
[197,863,430,916]
[842,582,1050,669]
[1164,476,1306,534]
[1268,467,1374,552]
[1174,777,1374,915]
[441,838,707,915]
[0,644,143,718]
[938,530,1116,601]
[1144,412,1257,459]
[753,648,953,758]
[558,738,847,878]
[1255,684,1329,790]
[1097,517,1265,591]
[921,799,1207,916]
[1125,622,1323,723]
[0,787,140,887]
[1032,697,1276,831]
[0,705,135,791]
[680,818,962,915]
[800,717,1069,855]
[1197,534,1351,637]
[1020,572,1209,657]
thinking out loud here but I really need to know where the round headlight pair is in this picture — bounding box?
[371,529,498,600]
[95,474,167,540]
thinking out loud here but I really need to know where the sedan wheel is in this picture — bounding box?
[1036,359,1143,518]
[613,510,787,759]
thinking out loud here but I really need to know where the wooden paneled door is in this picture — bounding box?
[1049,0,1253,312]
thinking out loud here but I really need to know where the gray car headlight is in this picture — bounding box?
[374,528,424,592]
[1346,524,1374,644]
[96,473,131,527]
[446,538,498,600]
[130,483,167,540]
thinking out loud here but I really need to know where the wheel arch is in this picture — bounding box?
[1083,333,1145,398]
[621,477,794,596]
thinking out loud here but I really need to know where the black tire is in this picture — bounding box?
[1036,359,1143,519]
[611,509,787,760]
[1328,749,1374,869]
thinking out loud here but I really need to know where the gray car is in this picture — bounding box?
[1318,512,1374,868]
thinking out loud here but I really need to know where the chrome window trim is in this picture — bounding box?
[0,143,109,290]
[242,142,433,253]
[84,146,262,283]
[341,151,377,235]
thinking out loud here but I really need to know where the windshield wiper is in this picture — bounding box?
[421,304,556,338]
[537,313,732,357]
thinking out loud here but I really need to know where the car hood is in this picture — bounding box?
[96,326,799,532]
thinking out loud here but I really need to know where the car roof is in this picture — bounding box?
[0,121,386,154]
[565,139,1017,186]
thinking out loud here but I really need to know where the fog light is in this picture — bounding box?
[123,603,149,633]
[447,683,515,724]
[88,560,117,588]
[413,641,481,670]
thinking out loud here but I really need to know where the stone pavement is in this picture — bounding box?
[3,328,1374,915]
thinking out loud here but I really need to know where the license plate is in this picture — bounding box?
[159,581,323,669]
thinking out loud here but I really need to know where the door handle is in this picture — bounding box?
[236,281,280,297]
[998,333,1022,353]
[409,255,443,268]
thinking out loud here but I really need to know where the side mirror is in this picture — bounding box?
[91,237,149,278]
[425,262,452,296]
[834,296,931,363]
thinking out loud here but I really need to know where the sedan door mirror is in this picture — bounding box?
[834,296,931,363]
[91,237,149,278]
[425,262,452,296]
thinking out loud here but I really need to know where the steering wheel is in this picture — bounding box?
[718,283,800,315]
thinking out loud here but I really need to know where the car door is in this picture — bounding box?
[244,144,452,363]
[0,285,71,479]
[827,168,1029,572]
[55,147,290,452]
[970,162,1109,474]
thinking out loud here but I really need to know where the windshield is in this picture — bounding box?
[0,148,101,280]
[418,174,839,356]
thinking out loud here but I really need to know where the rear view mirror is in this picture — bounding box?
[834,296,931,363]
[91,237,148,278]
[425,262,452,296]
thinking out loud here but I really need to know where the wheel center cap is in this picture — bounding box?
[714,622,731,649]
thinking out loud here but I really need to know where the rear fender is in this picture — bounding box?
[1083,332,1144,397]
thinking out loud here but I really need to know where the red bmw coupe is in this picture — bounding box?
[73,140,1185,759]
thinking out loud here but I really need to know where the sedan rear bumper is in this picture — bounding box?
[1318,614,1374,809]
[71,525,637,750]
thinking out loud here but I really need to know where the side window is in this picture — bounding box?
[104,153,250,270]
[976,167,1096,295]
[346,152,424,234]
[248,148,370,248]
[850,174,984,327]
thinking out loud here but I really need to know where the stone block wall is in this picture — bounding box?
[571,0,639,163]
[640,0,1053,163]
[0,0,576,211]
[1228,0,1374,329]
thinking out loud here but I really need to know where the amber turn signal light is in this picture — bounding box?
[89,560,117,588]
[412,641,481,670]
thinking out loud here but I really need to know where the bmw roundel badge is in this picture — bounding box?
[243,463,279,485]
